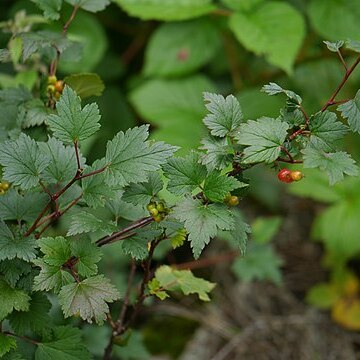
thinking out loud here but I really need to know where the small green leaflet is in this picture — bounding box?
[65,0,110,12]
[309,111,348,148]
[122,172,164,206]
[59,275,120,324]
[35,326,90,360]
[0,333,17,357]
[31,0,62,20]
[64,73,105,98]
[0,190,48,223]
[323,40,344,52]
[346,39,360,53]
[203,171,248,203]
[48,86,101,144]
[67,211,117,237]
[261,82,302,104]
[162,152,206,196]
[8,292,52,336]
[337,89,360,134]
[302,143,358,185]
[236,117,289,164]
[0,279,30,321]
[150,265,215,301]
[174,198,234,258]
[199,136,233,171]
[0,133,50,189]
[105,125,178,187]
[203,92,243,137]
[0,221,37,262]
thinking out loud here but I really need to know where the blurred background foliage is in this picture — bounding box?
[2,0,360,358]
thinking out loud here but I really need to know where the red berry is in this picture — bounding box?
[277,168,293,183]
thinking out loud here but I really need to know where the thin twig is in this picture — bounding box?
[4,331,39,345]
[74,140,82,170]
[63,5,79,34]
[280,146,294,163]
[337,49,348,71]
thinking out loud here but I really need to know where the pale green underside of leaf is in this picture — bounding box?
[113,0,216,21]
[236,117,289,164]
[337,89,360,134]
[229,2,305,73]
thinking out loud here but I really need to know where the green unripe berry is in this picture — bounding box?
[47,75,57,84]
[227,195,239,206]
[156,202,165,213]
[149,208,159,217]
[47,84,55,94]
[153,214,163,223]
[0,188,5,195]
[0,181,10,190]
[146,202,156,211]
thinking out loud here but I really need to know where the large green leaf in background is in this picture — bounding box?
[144,18,221,77]
[129,75,215,152]
[229,1,305,74]
[113,0,216,21]
[308,0,360,40]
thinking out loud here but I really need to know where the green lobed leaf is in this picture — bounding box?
[47,86,101,144]
[199,136,233,171]
[67,211,117,237]
[221,0,264,11]
[35,326,90,360]
[309,111,349,148]
[31,0,62,20]
[64,73,105,99]
[59,275,120,324]
[18,99,51,128]
[105,125,178,187]
[174,198,234,258]
[229,2,305,73]
[0,221,37,262]
[261,82,302,104]
[153,265,216,301]
[203,92,243,137]
[302,143,359,185]
[0,259,32,288]
[37,237,71,267]
[64,0,110,12]
[0,333,17,357]
[121,236,149,261]
[235,117,289,164]
[122,172,164,206]
[8,292,52,336]
[113,0,216,21]
[0,279,30,321]
[203,171,248,203]
[144,19,220,77]
[323,40,344,52]
[162,152,207,196]
[345,39,360,53]
[337,89,360,134]
[227,210,251,255]
[0,133,50,189]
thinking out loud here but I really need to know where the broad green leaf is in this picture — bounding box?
[174,198,234,258]
[203,92,243,137]
[229,2,305,73]
[18,99,51,128]
[251,216,282,244]
[113,0,216,21]
[37,237,71,267]
[122,172,164,206]
[152,265,215,301]
[0,190,48,223]
[0,333,17,357]
[0,221,37,262]
[203,172,247,203]
[232,243,283,284]
[35,326,90,360]
[323,40,344,52]
[121,236,149,261]
[308,0,360,40]
[59,275,120,324]
[33,260,74,293]
[0,279,30,320]
[236,117,289,164]
[48,86,101,143]
[306,283,339,309]
[64,0,110,12]
[71,238,102,277]
[38,137,82,185]
[129,75,215,151]
[64,73,105,98]
[346,40,360,53]
[309,111,349,148]
[302,144,358,185]
[162,152,207,196]
[0,259,32,287]
[199,136,233,171]
[227,210,251,255]
[338,89,360,134]
[261,82,302,105]
[0,133,50,189]
[31,0,62,20]
[105,125,178,187]
[144,19,220,77]
[8,293,52,335]
[67,211,117,237]
[221,0,263,11]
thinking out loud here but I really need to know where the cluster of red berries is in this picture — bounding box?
[47,75,64,100]
[277,168,304,183]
